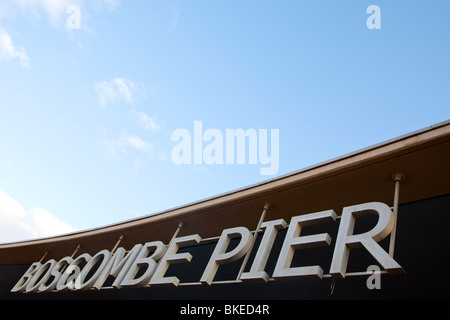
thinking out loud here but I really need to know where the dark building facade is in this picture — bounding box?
[1,121,449,301]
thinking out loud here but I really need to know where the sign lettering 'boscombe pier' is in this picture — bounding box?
[11,202,404,294]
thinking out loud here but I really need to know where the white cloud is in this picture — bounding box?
[168,2,182,31]
[0,0,121,64]
[96,77,166,167]
[0,27,30,67]
[16,0,76,26]
[104,132,153,155]
[134,110,163,132]
[11,0,119,26]
[0,190,76,244]
[120,134,152,151]
[95,78,146,107]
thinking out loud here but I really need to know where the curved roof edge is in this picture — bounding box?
[1,119,449,264]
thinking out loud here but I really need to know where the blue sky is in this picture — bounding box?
[0,1,449,243]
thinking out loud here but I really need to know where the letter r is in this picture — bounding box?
[330,202,403,278]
